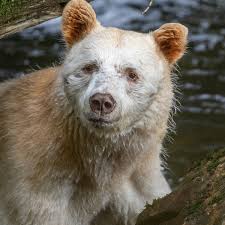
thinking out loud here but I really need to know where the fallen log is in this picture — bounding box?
[136,148,225,225]
[0,0,70,38]
[0,0,90,39]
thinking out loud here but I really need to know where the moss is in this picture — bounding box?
[209,195,223,205]
[187,149,225,176]
[209,191,225,205]
[207,158,220,173]
[186,200,204,215]
[205,148,225,161]
[205,148,225,173]
[0,0,28,19]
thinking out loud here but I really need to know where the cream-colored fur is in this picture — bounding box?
[0,1,188,225]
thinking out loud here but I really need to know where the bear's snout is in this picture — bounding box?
[89,93,116,116]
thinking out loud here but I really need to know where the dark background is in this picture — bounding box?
[0,0,224,188]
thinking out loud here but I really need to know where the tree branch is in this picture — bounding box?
[142,0,154,15]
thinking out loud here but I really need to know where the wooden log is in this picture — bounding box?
[0,0,91,39]
[136,148,225,225]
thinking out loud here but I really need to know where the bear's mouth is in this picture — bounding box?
[88,118,112,123]
[88,117,112,125]
[85,113,120,129]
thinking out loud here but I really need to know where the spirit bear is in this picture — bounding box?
[0,0,188,224]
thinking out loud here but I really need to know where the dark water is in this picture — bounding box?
[0,0,224,187]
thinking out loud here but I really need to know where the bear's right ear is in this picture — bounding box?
[62,0,100,47]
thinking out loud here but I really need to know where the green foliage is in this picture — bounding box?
[187,200,204,215]
[0,0,25,19]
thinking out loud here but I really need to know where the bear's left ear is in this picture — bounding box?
[153,23,188,64]
[62,0,100,47]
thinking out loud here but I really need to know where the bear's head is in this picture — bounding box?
[61,0,188,136]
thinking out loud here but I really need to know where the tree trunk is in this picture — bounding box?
[136,148,225,225]
[0,0,84,38]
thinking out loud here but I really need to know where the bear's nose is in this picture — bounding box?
[89,93,116,115]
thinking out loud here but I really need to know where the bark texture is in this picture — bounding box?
[136,148,225,225]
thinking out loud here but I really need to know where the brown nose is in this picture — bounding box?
[89,93,116,115]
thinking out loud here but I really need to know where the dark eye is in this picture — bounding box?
[124,68,139,82]
[82,63,98,74]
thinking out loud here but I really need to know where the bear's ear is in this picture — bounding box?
[153,23,188,64]
[62,0,99,47]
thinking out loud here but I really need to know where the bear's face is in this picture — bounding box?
[63,29,165,134]
[61,0,188,135]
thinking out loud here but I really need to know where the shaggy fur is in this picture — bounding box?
[0,1,188,225]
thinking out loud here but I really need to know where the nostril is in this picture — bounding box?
[104,101,112,110]
[91,99,101,111]
[102,96,116,114]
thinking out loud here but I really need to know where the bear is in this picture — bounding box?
[0,0,188,224]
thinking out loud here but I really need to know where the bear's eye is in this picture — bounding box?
[82,63,99,74]
[124,68,139,82]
